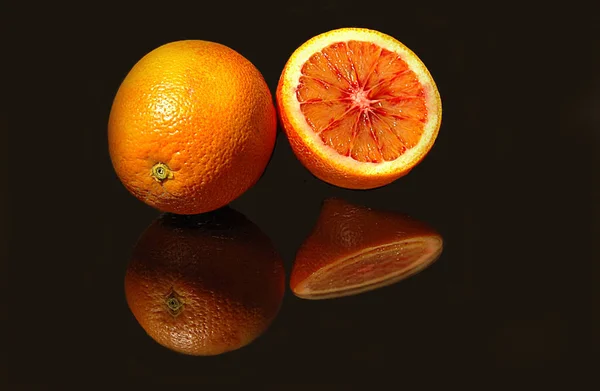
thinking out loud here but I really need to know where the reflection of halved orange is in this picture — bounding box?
[290,198,443,299]
[277,28,442,189]
[124,208,285,355]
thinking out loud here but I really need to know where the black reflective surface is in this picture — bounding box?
[3,1,598,388]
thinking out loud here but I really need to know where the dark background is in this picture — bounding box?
[2,0,598,388]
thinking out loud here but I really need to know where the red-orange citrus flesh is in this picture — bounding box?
[298,41,427,163]
[277,28,441,189]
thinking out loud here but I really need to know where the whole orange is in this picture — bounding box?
[108,40,277,214]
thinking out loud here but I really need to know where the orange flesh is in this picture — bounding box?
[304,239,434,293]
[297,40,427,163]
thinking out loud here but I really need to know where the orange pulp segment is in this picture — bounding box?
[297,40,427,163]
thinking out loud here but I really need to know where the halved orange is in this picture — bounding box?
[277,28,442,189]
[290,198,443,299]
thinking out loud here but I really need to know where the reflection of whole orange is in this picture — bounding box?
[291,198,443,299]
[108,40,277,214]
[124,208,285,356]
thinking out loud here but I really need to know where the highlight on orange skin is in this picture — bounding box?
[290,198,443,299]
[124,207,285,356]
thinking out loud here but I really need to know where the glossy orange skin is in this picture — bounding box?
[109,40,277,214]
[290,198,441,294]
[124,208,285,356]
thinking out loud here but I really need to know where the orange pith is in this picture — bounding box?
[298,40,426,163]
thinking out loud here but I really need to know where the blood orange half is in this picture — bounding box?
[290,198,443,299]
[277,28,442,189]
